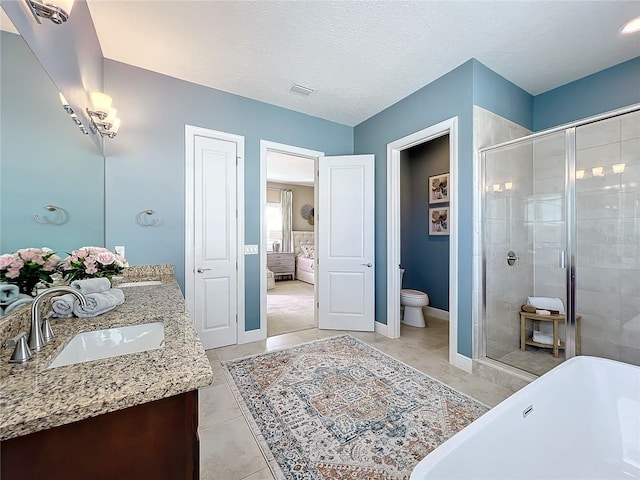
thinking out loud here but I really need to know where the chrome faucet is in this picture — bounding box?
[29,286,87,351]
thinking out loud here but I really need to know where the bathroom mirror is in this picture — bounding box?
[0,29,105,256]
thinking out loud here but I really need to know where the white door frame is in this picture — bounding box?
[258,140,324,341]
[386,117,471,373]
[185,125,245,343]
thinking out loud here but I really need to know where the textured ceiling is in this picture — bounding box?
[14,1,640,127]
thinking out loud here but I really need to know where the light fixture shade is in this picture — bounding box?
[104,107,118,126]
[54,0,74,15]
[504,182,513,190]
[111,118,121,134]
[592,166,604,177]
[576,170,585,180]
[613,163,626,174]
[90,92,112,115]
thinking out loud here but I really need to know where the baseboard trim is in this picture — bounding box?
[375,321,389,337]
[451,353,473,373]
[425,306,449,321]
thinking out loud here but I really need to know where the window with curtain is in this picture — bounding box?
[266,202,282,252]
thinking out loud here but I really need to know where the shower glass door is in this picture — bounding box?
[483,130,568,376]
[574,110,640,365]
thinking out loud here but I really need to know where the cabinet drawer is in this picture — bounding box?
[267,254,295,272]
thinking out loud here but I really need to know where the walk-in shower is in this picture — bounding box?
[480,105,640,376]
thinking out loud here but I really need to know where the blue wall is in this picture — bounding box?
[473,59,534,130]
[103,60,353,331]
[354,59,474,356]
[401,135,450,311]
[534,57,640,131]
[1,31,104,255]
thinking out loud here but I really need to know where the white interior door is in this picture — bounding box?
[193,135,238,349]
[317,154,375,331]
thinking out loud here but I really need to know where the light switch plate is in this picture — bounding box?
[115,245,125,258]
[244,245,258,255]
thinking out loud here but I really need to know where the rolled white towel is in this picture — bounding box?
[51,293,76,318]
[527,297,564,314]
[4,294,34,314]
[71,278,111,294]
[0,283,20,306]
[73,289,125,318]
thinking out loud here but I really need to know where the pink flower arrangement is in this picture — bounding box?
[0,247,62,295]
[61,247,128,281]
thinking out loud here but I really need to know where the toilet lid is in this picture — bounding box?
[401,289,427,299]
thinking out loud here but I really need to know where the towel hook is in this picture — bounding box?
[34,204,66,225]
[137,209,160,227]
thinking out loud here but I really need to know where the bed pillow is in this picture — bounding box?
[300,244,315,259]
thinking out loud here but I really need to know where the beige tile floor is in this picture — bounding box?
[198,317,522,480]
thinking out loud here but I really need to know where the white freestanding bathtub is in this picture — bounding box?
[411,356,640,479]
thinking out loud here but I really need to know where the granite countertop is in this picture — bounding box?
[0,276,213,441]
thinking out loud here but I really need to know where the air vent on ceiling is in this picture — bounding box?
[288,83,315,97]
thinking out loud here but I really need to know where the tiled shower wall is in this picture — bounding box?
[473,107,531,359]
[478,107,640,369]
[575,110,640,365]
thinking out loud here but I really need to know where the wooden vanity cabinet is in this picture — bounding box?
[1,390,199,480]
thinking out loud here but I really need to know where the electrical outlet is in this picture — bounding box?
[115,245,125,258]
[244,245,258,255]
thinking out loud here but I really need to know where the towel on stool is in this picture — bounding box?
[71,278,111,294]
[527,297,564,314]
[51,289,125,318]
[0,284,20,306]
[4,294,34,314]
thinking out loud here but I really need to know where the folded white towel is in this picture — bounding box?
[533,330,560,346]
[4,294,33,314]
[527,297,564,314]
[0,283,20,306]
[536,309,551,316]
[51,289,125,318]
[71,278,112,294]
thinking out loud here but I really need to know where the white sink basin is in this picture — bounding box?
[48,322,165,369]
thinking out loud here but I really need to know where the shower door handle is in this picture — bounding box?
[559,251,566,269]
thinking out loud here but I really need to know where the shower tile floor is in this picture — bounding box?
[495,346,565,376]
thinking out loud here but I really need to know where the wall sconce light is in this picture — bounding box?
[576,170,585,180]
[492,184,502,192]
[592,166,604,177]
[504,182,513,190]
[25,0,74,24]
[86,92,121,139]
[613,163,626,174]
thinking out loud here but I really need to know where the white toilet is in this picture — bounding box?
[400,268,429,327]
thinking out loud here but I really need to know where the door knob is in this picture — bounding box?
[197,267,211,273]
[361,262,373,267]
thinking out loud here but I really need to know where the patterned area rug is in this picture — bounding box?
[223,335,488,480]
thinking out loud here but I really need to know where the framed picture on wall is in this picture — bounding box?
[429,207,449,236]
[428,172,450,204]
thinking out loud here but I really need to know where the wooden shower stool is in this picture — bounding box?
[520,312,582,358]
